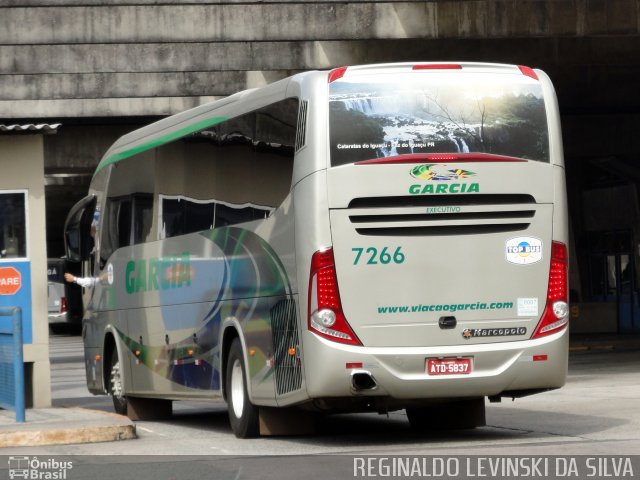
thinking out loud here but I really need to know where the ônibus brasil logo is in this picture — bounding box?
[409,164,479,195]
[8,456,73,479]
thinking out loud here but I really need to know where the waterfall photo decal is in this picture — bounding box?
[329,71,549,167]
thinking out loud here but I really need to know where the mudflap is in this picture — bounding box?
[127,396,173,420]
[259,406,318,436]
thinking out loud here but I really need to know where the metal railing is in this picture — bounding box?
[0,306,25,422]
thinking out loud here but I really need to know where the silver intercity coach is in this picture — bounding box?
[65,62,569,437]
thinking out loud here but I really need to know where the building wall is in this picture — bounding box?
[0,0,638,118]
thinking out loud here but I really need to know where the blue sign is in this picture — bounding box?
[0,261,32,344]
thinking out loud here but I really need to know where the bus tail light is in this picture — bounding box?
[518,65,539,80]
[328,67,348,83]
[60,297,68,314]
[532,241,569,339]
[308,248,362,346]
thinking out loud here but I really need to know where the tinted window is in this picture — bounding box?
[101,98,298,250]
[158,98,297,239]
[101,194,152,261]
[0,192,27,259]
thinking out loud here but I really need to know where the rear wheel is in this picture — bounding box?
[406,398,486,431]
[226,338,259,438]
[108,347,128,415]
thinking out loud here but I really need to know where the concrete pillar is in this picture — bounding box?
[0,134,51,408]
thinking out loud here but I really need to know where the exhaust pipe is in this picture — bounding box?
[351,371,377,391]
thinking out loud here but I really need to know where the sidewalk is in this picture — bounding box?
[0,407,136,448]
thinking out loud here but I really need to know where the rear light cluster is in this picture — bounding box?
[308,248,361,345]
[60,297,68,314]
[518,65,539,80]
[328,67,348,83]
[532,241,569,338]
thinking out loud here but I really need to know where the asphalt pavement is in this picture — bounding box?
[0,333,637,448]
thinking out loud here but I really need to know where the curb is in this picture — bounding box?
[0,408,137,448]
[0,424,137,448]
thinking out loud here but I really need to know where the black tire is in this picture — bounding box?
[406,398,486,431]
[226,338,259,438]
[108,346,128,416]
[49,324,67,335]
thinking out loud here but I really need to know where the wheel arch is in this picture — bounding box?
[102,328,122,394]
[220,321,244,403]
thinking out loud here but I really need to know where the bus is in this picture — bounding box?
[65,62,569,438]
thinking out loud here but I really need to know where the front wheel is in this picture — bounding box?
[108,347,128,415]
[226,338,259,438]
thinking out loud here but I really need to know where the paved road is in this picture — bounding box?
[4,334,638,479]
[39,334,640,454]
[50,333,112,411]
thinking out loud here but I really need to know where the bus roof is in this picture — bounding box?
[94,62,544,176]
[94,75,297,176]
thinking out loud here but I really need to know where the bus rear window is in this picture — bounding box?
[329,72,549,167]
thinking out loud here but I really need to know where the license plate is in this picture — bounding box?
[427,357,472,375]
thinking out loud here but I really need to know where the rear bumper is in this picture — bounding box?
[302,328,568,402]
[48,311,69,325]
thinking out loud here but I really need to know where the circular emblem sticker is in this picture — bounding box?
[107,263,114,285]
[505,237,543,265]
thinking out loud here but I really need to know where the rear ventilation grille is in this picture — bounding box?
[347,194,538,237]
[295,100,308,152]
[350,210,535,224]
[355,224,530,236]
[348,194,536,209]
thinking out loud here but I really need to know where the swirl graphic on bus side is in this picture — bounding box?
[118,226,293,391]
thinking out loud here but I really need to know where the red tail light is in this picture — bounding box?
[532,241,569,338]
[308,248,361,345]
[518,65,539,80]
[60,296,68,314]
[328,66,348,83]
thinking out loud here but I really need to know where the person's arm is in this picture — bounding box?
[64,272,96,288]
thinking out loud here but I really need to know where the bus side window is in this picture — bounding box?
[100,193,153,262]
[133,194,153,244]
[253,98,297,210]
[117,198,132,248]
[153,97,299,241]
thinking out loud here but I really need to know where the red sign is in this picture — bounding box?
[0,267,22,295]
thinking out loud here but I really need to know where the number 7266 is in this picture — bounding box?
[352,246,405,265]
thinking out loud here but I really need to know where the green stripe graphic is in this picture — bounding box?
[94,116,228,175]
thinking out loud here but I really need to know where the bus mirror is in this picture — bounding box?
[64,195,97,263]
